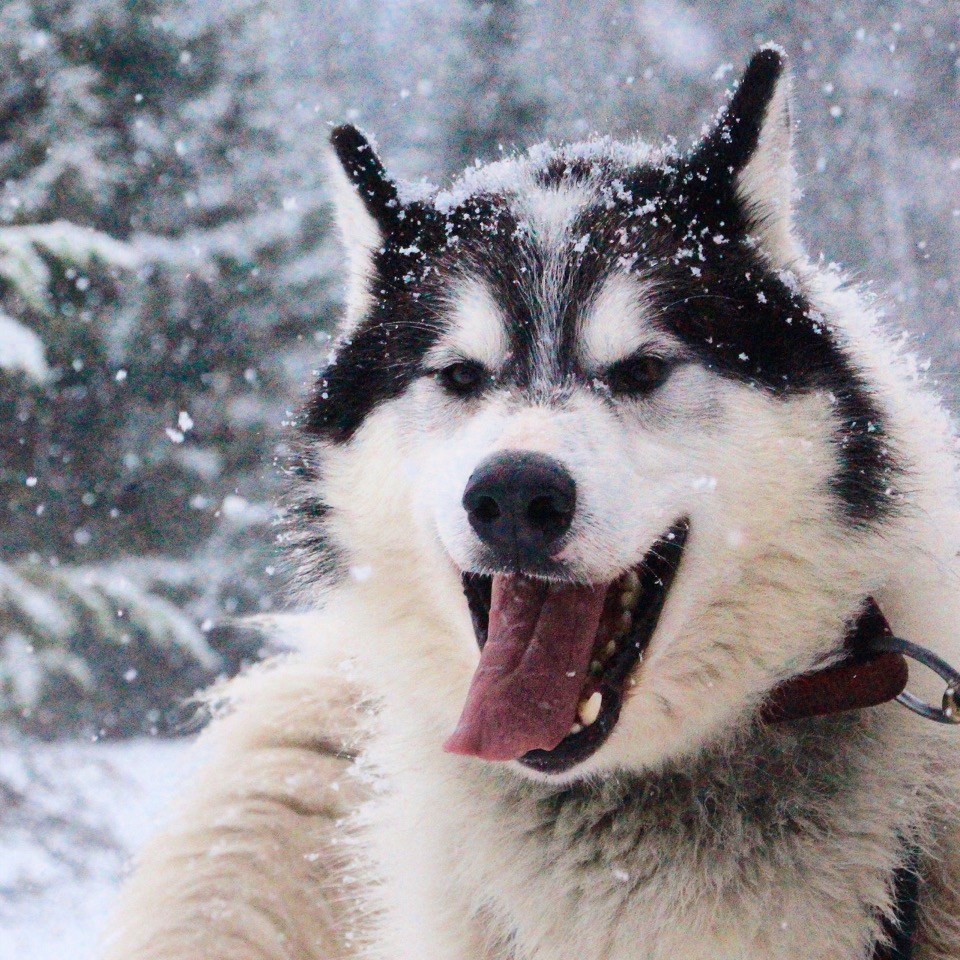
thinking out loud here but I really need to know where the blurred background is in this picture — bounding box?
[0,0,957,955]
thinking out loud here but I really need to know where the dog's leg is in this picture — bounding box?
[101,660,369,960]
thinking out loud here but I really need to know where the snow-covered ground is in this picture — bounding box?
[1,737,197,960]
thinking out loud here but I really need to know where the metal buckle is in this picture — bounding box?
[866,635,960,725]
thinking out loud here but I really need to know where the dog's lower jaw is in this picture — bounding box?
[366,702,950,960]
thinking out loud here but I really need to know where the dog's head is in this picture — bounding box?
[292,49,901,780]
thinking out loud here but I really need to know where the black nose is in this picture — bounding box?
[462,452,576,564]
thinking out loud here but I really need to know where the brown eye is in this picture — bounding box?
[606,355,672,396]
[436,360,489,397]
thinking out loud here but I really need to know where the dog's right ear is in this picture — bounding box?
[327,125,401,325]
[688,47,799,265]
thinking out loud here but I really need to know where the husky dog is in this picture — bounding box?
[105,49,960,960]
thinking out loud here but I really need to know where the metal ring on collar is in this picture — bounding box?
[865,635,960,725]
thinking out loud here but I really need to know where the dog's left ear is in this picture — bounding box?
[690,46,798,263]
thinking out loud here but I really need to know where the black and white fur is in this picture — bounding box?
[104,49,960,960]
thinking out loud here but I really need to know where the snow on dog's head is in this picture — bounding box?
[289,49,902,781]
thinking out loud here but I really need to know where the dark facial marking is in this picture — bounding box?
[312,48,899,526]
[526,124,899,526]
[570,160,899,524]
[303,174,450,442]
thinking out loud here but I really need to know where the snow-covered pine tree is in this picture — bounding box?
[0,0,332,737]
[0,219,227,737]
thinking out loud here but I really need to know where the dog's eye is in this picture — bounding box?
[436,360,489,397]
[606,355,672,396]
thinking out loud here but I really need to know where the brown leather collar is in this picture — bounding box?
[760,599,910,724]
[760,600,939,960]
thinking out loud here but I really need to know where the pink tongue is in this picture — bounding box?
[444,575,608,762]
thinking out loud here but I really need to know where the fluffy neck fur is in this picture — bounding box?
[361,675,958,960]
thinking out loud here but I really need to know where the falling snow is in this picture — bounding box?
[2,0,958,954]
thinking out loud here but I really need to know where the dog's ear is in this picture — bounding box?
[690,47,798,263]
[326,125,401,325]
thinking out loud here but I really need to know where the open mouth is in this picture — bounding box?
[445,518,689,775]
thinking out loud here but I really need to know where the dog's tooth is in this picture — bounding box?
[604,640,617,658]
[590,660,603,675]
[619,610,632,633]
[620,575,641,610]
[577,692,602,727]
[570,723,583,735]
